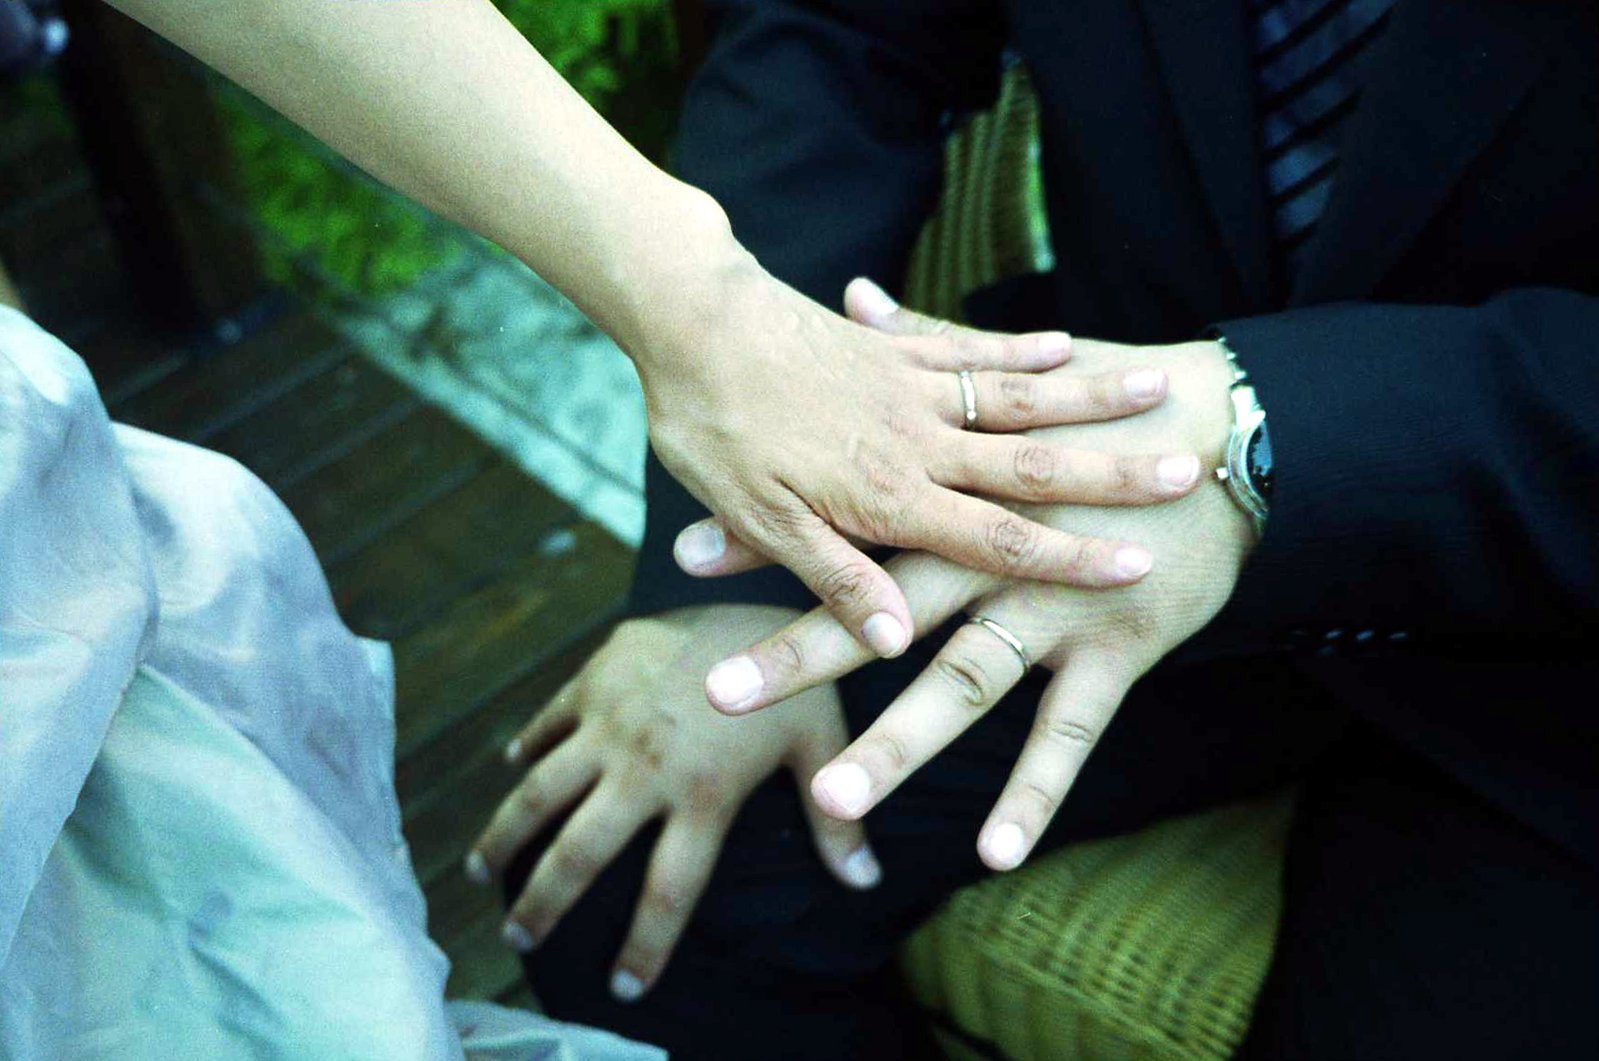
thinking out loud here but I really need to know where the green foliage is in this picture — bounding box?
[223,0,677,298]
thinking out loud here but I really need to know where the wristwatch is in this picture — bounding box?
[1213,337,1272,537]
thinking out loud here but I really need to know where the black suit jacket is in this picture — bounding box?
[631,0,1599,865]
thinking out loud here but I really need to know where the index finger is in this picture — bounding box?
[705,551,986,715]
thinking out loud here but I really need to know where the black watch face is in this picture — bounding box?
[1247,423,1274,499]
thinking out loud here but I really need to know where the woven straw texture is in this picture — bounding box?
[900,794,1295,1061]
[903,65,1052,321]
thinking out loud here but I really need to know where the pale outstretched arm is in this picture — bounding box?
[107,0,1196,653]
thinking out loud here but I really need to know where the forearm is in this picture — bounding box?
[1215,289,1599,647]
[107,0,743,363]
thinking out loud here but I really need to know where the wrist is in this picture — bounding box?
[593,181,767,375]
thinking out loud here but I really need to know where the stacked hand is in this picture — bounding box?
[467,605,873,1003]
[644,269,1208,657]
[682,302,1256,871]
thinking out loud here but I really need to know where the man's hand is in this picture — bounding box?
[689,337,1255,871]
[466,605,878,1003]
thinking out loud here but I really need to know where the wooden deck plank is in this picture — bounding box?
[426,867,526,1002]
[204,352,420,486]
[109,311,347,437]
[276,405,497,567]
[400,624,616,889]
[328,462,579,642]
[389,519,633,761]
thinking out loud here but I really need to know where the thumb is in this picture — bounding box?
[843,276,947,338]
[791,727,882,891]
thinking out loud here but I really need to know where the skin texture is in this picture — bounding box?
[689,310,1256,871]
[467,605,868,1003]
[106,0,1197,656]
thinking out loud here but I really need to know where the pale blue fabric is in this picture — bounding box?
[0,307,664,1061]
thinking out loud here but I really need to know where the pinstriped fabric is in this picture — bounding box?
[1251,0,1396,276]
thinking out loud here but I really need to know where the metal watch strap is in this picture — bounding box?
[1213,337,1269,537]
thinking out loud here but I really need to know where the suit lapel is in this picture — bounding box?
[1134,0,1275,308]
[1292,0,1559,303]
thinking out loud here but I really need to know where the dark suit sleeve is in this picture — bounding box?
[629,0,1007,618]
[1213,289,1599,649]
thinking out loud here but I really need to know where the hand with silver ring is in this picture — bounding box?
[698,337,1258,872]
[671,279,1207,661]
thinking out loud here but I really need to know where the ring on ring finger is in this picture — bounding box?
[966,614,1031,676]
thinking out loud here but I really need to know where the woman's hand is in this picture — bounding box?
[689,339,1254,871]
[465,605,877,1003]
[637,259,1203,660]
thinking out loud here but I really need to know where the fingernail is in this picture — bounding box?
[610,970,646,1003]
[706,655,763,711]
[816,762,872,817]
[1114,546,1154,579]
[1124,369,1166,401]
[1037,331,1073,357]
[1157,455,1200,489]
[464,851,491,886]
[862,612,908,656]
[501,921,535,953]
[985,822,1029,871]
[674,523,725,571]
[852,278,898,321]
[503,737,523,764]
[841,846,883,889]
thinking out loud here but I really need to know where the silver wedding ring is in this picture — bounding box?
[956,370,979,430]
[967,615,1031,674]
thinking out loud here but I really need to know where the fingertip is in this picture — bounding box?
[610,969,647,1004]
[1156,454,1201,493]
[1123,368,1168,403]
[845,276,898,325]
[1112,545,1154,582]
[503,737,523,764]
[981,822,1029,872]
[861,611,909,658]
[673,521,726,575]
[464,851,491,886]
[1036,331,1073,363]
[705,655,764,714]
[839,845,883,890]
[812,761,872,819]
[501,920,536,954]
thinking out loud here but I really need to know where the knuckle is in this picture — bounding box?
[816,562,874,610]
[1012,442,1058,495]
[987,515,1041,569]
[1040,713,1100,750]
[1059,534,1097,580]
[862,454,911,505]
[1111,456,1144,494]
[933,654,993,710]
[739,502,808,547]
[642,882,691,921]
[552,843,601,881]
[767,631,807,680]
[864,731,912,774]
[685,772,729,820]
[1017,778,1062,819]
[998,375,1040,419]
